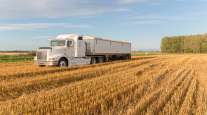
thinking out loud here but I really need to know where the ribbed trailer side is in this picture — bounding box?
[83,36,131,56]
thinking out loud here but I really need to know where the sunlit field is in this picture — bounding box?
[0,55,206,115]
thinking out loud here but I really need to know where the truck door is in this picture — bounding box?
[66,40,75,57]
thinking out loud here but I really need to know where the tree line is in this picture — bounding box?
[161,34,207,53]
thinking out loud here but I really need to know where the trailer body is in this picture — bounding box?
[83,36,131,56]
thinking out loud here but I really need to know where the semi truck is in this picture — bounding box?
[35,34,131,67]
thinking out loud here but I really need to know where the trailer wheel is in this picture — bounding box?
[58,58,68,67]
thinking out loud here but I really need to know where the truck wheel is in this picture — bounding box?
[58,58,68,67]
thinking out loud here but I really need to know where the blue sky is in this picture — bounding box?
[0,0,207,50]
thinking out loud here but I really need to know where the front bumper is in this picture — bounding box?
[36,60,58,66]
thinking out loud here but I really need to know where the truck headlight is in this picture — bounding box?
[34,56,37,61]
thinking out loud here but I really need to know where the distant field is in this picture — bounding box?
[0,55,206,114]
[132,51,161,56]
[0,52,34,62]
[0,52,30,56]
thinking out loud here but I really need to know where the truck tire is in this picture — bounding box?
[58,58,68,67]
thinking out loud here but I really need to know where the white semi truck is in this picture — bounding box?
[35,34,131,67]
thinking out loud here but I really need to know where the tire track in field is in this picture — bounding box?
[156,56,206,115]
[130,69,189,115]
[148,69,194,115]
[194,84,207,114]
[183,56,207,115]
[178,78,198,115]
[125,57,193,115]
[145,59,195,114]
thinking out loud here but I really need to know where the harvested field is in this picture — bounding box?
[0,55,206,115]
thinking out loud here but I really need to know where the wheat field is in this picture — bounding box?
[0,55,206,115]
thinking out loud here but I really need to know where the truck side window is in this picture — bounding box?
[67,41,73,47]
[78,36,83,40]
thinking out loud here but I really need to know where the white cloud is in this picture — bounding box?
[0,0,133,19]
[0,0,158,19]
[118,0,151,4]
[112,8,131,12]
[131,13,204,25]
[0,23,91,31]
[134,20,162,24]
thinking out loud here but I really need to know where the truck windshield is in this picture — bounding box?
[51,40,66,47]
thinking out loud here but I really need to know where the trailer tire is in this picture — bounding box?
[58,58,68,67]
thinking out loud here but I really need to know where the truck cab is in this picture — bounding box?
[35,34,90,67]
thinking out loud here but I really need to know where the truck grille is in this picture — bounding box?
[37,51,47,61]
